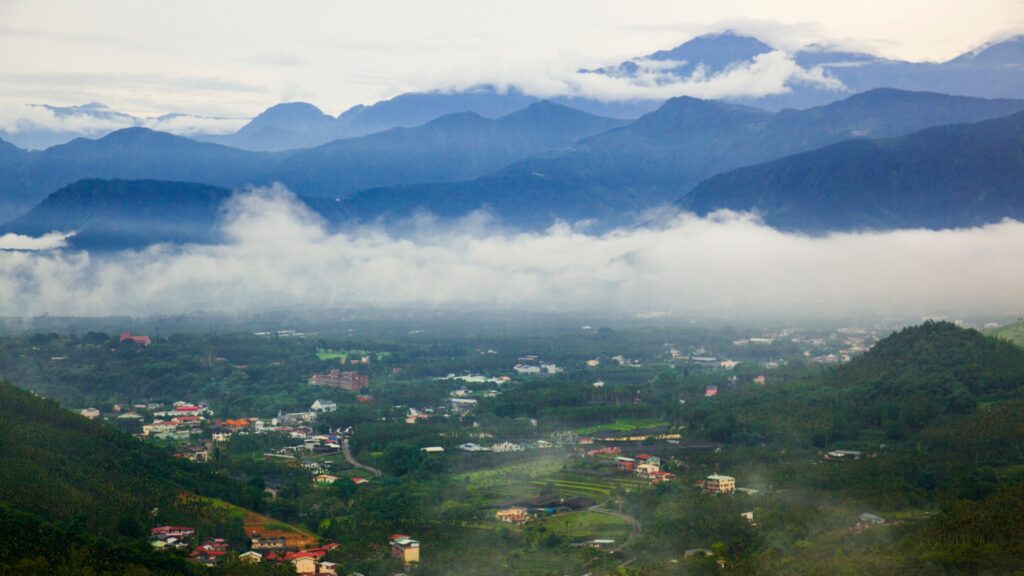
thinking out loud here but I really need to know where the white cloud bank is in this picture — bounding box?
[419,50,845,105]
[0,103,245,141]
[0,187,1021,319]
[0,231,74,251]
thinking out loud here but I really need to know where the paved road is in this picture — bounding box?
[342,437,382,477]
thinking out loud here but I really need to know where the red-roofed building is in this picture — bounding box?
[190,548,226,566]
[282,544,340,575]
[119,333,152,346]
[151,526,195,538]
[649,470,676,484]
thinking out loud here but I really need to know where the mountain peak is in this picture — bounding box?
[646,31,775,66]
[505,100,584,119]
[252,101,332,124]
[949,35,1024,66]
[579,30,775,82]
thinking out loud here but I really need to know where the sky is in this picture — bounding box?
[1,187,1022,319]
[1,0,1022,120]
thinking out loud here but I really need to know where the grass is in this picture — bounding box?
[574,418,670,435]
[316,348,394,361]
[185,495,317,546]
[987,321,1024,348]
[538,510,633,542]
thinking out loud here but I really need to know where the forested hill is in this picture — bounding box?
[824,321,1024,431]
[0,381,287,575]
[0,382,221,534]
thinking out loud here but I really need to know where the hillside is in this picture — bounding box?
[0,179,357,251]
[678,110,1024,231]
[0,380,306,574]
[987,320,1024,348]
[828,321,1024,427]
[335,89,1024,227]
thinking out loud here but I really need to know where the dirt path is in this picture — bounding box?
[342,437,382,477]
[589,504,641,554]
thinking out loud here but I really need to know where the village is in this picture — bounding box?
[54,325,897,574]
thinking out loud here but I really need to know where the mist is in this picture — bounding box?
[0,186,1022,319]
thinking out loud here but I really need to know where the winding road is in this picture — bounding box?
[342,437,383,477]
[589,503,641,560]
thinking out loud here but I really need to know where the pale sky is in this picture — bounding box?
[0,0,1022,118]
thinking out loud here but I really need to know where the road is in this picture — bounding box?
[589,504,641,556]
[341,437,383,477]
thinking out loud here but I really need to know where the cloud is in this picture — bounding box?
[0,231,74,251]
[0,103,246,144]
[0,187,1022,320]
[420,50,845,104]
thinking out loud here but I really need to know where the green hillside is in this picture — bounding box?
[987,320,1024,348]
[0,381,295,575]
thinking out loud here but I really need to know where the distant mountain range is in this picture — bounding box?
[0,102,243,150]
[4,32,1023,152]
[584,31,1024,111]
[333,89,1024,226]
[678,110,1024,231]
[0,101,625,222]
[5,90,1024,250]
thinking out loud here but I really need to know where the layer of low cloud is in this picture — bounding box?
[0,231,73,251]
[0,187,1021,319]
[0,102,246,144]
[409,50,846,105]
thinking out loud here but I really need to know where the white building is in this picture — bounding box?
[491,441,524,453]
[310,399,337,413]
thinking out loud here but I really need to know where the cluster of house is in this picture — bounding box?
[458,439,552,453]
[149,525,195,550]
[614,453,676,484]
[512,356,562,375]
[152,526,422,573]
[142,402,212,440]
[149,527,230,567]
[190,537,230,566]
[264,432,343,462]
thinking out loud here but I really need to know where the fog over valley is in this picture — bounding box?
[1,186,1021,319]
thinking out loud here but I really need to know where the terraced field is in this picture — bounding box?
[478,469,649,503]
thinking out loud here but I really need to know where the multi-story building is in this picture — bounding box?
[389,534,420,564]
[308,370,368,391]
[706,474,736,494]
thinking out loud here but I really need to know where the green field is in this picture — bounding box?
[316,348,393,361]
[574,418,669,435]
[538,510,633,543]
